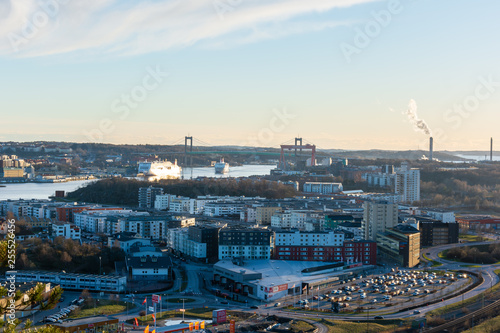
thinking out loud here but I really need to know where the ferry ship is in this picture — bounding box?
[137,159,181,180]
[214,158,229,174]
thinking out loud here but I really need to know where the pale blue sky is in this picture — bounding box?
[0,0,499,150]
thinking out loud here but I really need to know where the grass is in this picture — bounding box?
[320,319,403,333]
[177,268,188,292]
[130,308,257,325]
[290,320,316,332]
[426,277,500,318]
[460,265,483,268]
[423,253,443,267]
[459,234,493,242]
[132,308,214,325]
[461,313,500,333]
[69,300,135,318]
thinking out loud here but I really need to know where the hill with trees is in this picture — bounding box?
[66,177,298,206]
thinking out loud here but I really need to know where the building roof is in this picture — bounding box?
[393,224,420,234]
[338,222,362,228]
[126,255,173,269]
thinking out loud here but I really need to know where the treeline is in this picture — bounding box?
[418,164,500,212]
[67,177,298,206]
[446,244,500,264]
[15,237,124,274]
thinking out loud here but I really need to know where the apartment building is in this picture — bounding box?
[395,162,421,203]
[362,200,398,241]
[51,222,81,240]
[256,206,282,225]
[218,228,272,260]
[303,182,343,195]
[377,224,420,268]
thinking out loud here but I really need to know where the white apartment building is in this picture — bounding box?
[73,210,137,233]
[240,207,257,223]
[289,211,325,230]
[421,209,455,223]
[12,271,127,292]
[395,163,421,203]
[218,244,271,260]
[271,212,292,229]
[366,173,395,187]
[303,182,343,195]
[167,228,207,259]
[275,230,345,247]
[154,194,176,210]
[52,223,81,240]
[203,202,245,217]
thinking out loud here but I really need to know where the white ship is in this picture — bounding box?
[137,159,181,180]
[214,158,229,174]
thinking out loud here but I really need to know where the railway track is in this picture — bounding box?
[425,297,500,332]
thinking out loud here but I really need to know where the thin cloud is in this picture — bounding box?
[0,0,380,58]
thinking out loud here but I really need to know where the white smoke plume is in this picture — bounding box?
[404,99,432,136]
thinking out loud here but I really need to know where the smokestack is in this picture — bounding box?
[491,137,493,161]
[429,137,433,161]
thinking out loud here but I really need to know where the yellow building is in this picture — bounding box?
[256,206,282,225]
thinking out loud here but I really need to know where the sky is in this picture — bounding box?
[0,0,499,151]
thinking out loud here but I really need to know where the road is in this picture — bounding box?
[25,239,500,330]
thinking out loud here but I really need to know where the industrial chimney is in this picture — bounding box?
[491,137,493,161]
[429,137,434,161]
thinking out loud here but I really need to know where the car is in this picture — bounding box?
[274,303,281,307]
[413,310,421,314]
[250,305,259,309]
[370,299,377,303]
[374,316,384,320]
[59,297,65,302]
[220,300,229,304]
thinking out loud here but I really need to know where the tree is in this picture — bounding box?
[28,283,45,308]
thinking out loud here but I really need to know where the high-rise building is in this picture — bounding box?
[395,162,420,203]
[377,224,420,268]
[362,200,398,241]
[188,225,220,262]
[138,186,164,208]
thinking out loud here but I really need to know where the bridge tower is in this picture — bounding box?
[184,136,193,166]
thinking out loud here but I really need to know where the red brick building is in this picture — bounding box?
[273,239,376,265]
[56,206,123,222]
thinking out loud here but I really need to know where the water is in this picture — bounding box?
[453,154,500,162]
[0,180,96,201]
[0,165,276,201]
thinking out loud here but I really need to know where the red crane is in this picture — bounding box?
[279,144,316,169]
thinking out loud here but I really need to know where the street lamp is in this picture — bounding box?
[99,256,102,275]
[181,298,187,322]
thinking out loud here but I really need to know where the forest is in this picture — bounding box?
[12,237,124,274]
[66,177,298,206]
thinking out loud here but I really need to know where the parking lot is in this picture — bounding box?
[294,269,472,314]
